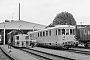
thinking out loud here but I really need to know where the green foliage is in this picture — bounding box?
[46,11,77,28]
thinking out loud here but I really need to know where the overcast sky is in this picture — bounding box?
[0,0,90,25]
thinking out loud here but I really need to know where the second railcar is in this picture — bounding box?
[76,26,90,47]
[13,34,30,47]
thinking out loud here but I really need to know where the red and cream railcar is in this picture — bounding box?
[13,34,30,47]
[76,25,90,47]
[28,25,78,49]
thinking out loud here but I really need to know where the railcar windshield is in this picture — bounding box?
[66,29,69,35]
[16,36,19,40]
[25,36,29,39]
[70,29,75,35]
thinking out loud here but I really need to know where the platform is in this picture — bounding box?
[0,45,38,60]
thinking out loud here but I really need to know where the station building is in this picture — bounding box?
[0,20,46,44]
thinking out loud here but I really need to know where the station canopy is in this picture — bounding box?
[0,20,46,30]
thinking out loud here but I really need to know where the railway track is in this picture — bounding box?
[66,48,90,55]
[41,46,90,55]
[0,47,18,60]
[20,48,75,60]
[48,46,90,55]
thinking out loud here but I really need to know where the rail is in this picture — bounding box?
[20,48,75,60]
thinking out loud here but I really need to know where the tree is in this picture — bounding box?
[46,11,76,28]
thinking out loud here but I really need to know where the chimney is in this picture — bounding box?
[19,3,20,20]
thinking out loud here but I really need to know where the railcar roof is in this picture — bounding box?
[14,34,28,36]
[27,25,75,34]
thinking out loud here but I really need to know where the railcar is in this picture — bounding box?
[12,34,30,47]
[0,34,2,44]
[76,25,90,47]
[28,25,78,49]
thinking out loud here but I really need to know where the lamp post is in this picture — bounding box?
[4,25,5,45]
[19,25,21,30]
[12,13,14,20]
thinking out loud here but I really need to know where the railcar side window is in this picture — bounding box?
[58,29,61,35]
[43,32,45,36]
[38,33,39,37]
[73,29,75,35]
[88,29,90,34]
[16,36,19,40]
[62,29,65,35]
[30,34,32,37]
[46,31,48,36]
[56,30,57,35]
[40,32,42,37]
[66,29,69,35]
[30,34,34,37]
[70,29,73,35]
[25,36,29,39]
[49,30,51,36]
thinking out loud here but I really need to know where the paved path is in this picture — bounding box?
[0,45,38,60]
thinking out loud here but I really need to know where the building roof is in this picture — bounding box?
[0,20,46,30]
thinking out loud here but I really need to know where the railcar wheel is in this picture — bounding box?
[63,46,70,49]
[75,44,78,47]
[84,44,88,47]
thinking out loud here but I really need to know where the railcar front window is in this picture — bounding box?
[46,31,48,36]
[70,29,73,35]
[62,29,65,35]
[25,36,29,39]
[66,29,69,35]
[16,36,19,40]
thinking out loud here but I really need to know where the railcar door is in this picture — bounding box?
[57,28,66,43]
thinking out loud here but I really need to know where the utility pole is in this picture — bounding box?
[19,3,20,20]
[4,25,5,45]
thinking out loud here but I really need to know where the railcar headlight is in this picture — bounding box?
[63,42,64,44]
[65,42,67,44]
